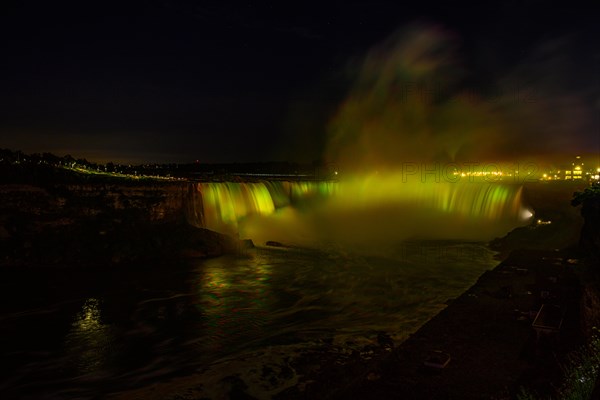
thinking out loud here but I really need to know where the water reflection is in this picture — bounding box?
[195,253,273,353]
[3,243,498,398]
[64,298,114,374]
[193,244,498,345]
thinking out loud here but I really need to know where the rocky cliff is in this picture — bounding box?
[0,182,236,268]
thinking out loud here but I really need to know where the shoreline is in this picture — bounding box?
[324,247,584,399]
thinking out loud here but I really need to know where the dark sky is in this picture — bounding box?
[1,0,598,163]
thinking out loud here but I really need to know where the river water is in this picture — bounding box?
[0,241,498,399]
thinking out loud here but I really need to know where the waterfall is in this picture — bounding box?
[186,178,530,242]
[186,181,337,235]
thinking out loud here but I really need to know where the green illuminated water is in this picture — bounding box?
[188,178,529,245]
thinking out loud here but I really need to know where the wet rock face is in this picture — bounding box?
[1,183,187,226]
[0,183,233,267]
[50,184,188,222]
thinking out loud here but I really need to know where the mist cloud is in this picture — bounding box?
[324,23,596,170]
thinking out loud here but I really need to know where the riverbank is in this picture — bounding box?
[326,247,586,399]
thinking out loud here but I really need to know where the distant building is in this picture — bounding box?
[563,155,583,180]
[540,155,600,182]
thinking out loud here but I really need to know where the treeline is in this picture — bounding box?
[0,148,92,167]
[0,148,338,180]
[0,148,176,180]
[0,148,133,184]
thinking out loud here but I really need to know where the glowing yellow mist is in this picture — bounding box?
[188,177,531,248]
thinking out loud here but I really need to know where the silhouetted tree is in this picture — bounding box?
[572,182,600,260]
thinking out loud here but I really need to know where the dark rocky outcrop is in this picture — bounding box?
[0,182,235,268]
[489,182,585,258]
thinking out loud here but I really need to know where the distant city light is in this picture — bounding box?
[538,155,598,182]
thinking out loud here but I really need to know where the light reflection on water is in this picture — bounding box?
[195,255,274,353]
[64,298,114,374]
[190,242,497,353]
[1,242,497,398]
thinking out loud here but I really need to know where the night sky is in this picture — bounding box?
[1,0,598,164]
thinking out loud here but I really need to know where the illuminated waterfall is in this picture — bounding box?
[187,181,337,235]
[187,177,530,243]
[333,174,525,220]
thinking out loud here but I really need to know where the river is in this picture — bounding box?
[1,241,497,399]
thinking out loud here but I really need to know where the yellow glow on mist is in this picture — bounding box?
[189,174,528,247]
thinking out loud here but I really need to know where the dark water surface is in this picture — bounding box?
[0,242,497,399]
